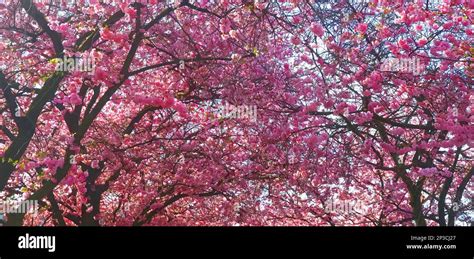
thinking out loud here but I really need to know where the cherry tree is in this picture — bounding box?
[0,0,472,226]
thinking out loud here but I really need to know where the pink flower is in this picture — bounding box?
[418,167,438,177]
[320,132,329,142]
[307,135,318,148]
[354,112,373,124]
[127,8,137,19]
[417,38,428,45]
[255,0,266,10]
[291,36,301,45]
[398,39,410,51]
[220,19,232,34]
[229,30,238,38]
[391,127,405,135]
[311,22,324,37]
[306,102,318,112]
[102,28,114,41]
[91,160,100,169]
[65,175,75,186]
[443,22,454,30]
[356,23,368,34]
[162,97,175,108]
[335,102,348,114]
[102,28,125,43]
[292,16,302,24]
[324,99,334,109]
[94,68,108,81]
[69,93,82,106]
[300,54,313,64]
[58,24,69,34]
[468,0,474,9]
[347,104,357,113]
[439,170,452,177]
[174,102,188,117]
[43,158,64,171]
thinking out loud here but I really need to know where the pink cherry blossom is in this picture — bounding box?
[0,0,471,227]
[310,22,325,37]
